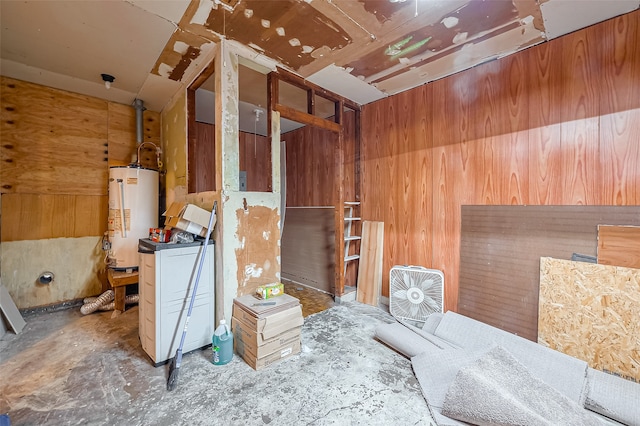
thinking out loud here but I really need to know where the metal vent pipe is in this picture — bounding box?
[133,98,146,144]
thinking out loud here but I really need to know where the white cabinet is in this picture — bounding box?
[138,240,214,365]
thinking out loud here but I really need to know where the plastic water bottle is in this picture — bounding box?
[212,319,233,365]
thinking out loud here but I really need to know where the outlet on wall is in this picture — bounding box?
[239,171,247,191]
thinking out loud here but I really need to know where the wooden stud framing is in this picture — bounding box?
[267,68,361,297]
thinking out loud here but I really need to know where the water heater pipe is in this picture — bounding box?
[133,98,146,145]
[117,179,127,238]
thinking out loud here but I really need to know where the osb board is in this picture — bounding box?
[0,76,108,195]
[356,221,383,306]
[107,103,161,168]
[281,207,335,295]
[597,225,640,269]
[539,257,640,382]
[458,206,640,342]
[1,193,108,242]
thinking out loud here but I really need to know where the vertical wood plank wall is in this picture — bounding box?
[1,76,161,243]
[282,110,357,207]
[239,131,271,192]
[0,76,161,308]
[281,110,358,286]
[361,11,640,310]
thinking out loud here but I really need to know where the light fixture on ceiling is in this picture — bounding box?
[101,73,115,89]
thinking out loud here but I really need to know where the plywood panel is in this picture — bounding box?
[1,193,108,241]
[527,37,563,205]
[107,103,162,169]
[356,221,383,306]
[281,207,335,294]
[283,124,337,207]
[597,225,640,268]
[598,14,640,206]
[361,87,433,299]
[189,121,215,193]
[539,257,640,382]
[598,12,640,116]
[239,131,271,192]
[107,103,137,166]
[592,8,640,205]
[0,76,108,196]
[560,27,601,205]
[459,205,640,341]
[430,73,479,311]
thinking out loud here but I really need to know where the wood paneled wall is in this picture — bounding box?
[282,125,338,206]
[361,10,640,311]
[459,205,640,341]
[1,76,161,242]
[281,110,358,286]
[282,110,357,207]
[239,131,271,192]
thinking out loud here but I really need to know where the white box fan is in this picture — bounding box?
[389,265,444,324]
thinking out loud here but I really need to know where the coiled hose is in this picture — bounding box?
[81,291,140,314]
[80,290,114,315]
[90,294,140,311]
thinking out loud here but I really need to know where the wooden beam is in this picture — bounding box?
[357,221,384,306]
[307,89,315,115]
[267,72,276,149]
[189,60,215,90]
[276,67,361,111]
[334,130,345,296]
[335,100,343,125]
[354,110,361,201]
[275,103,341,133]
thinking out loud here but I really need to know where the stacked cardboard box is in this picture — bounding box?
[232,293,303,370]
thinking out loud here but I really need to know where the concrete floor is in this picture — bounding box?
[0,298,434,425]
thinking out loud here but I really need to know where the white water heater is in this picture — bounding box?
[108,166,159,269]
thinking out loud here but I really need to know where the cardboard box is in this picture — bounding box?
[240,340,301,371]
[255,282,285,299]
[163,202,214,238]
[233,320,301,358]
[232,304,303,341]
[233,293,300,317]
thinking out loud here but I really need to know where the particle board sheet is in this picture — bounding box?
[459,205,640,341]
[357,221,384,306]
[539,257,640,382]
[281,207,335,294]
[597,225,640,269]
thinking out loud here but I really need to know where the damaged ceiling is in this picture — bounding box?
[1,0,639,117]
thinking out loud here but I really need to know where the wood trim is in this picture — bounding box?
[307,89,315,115]
[275,103,341,133]
[187,88,197,193]
[189,60,216,91]
[334,130,346,296]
